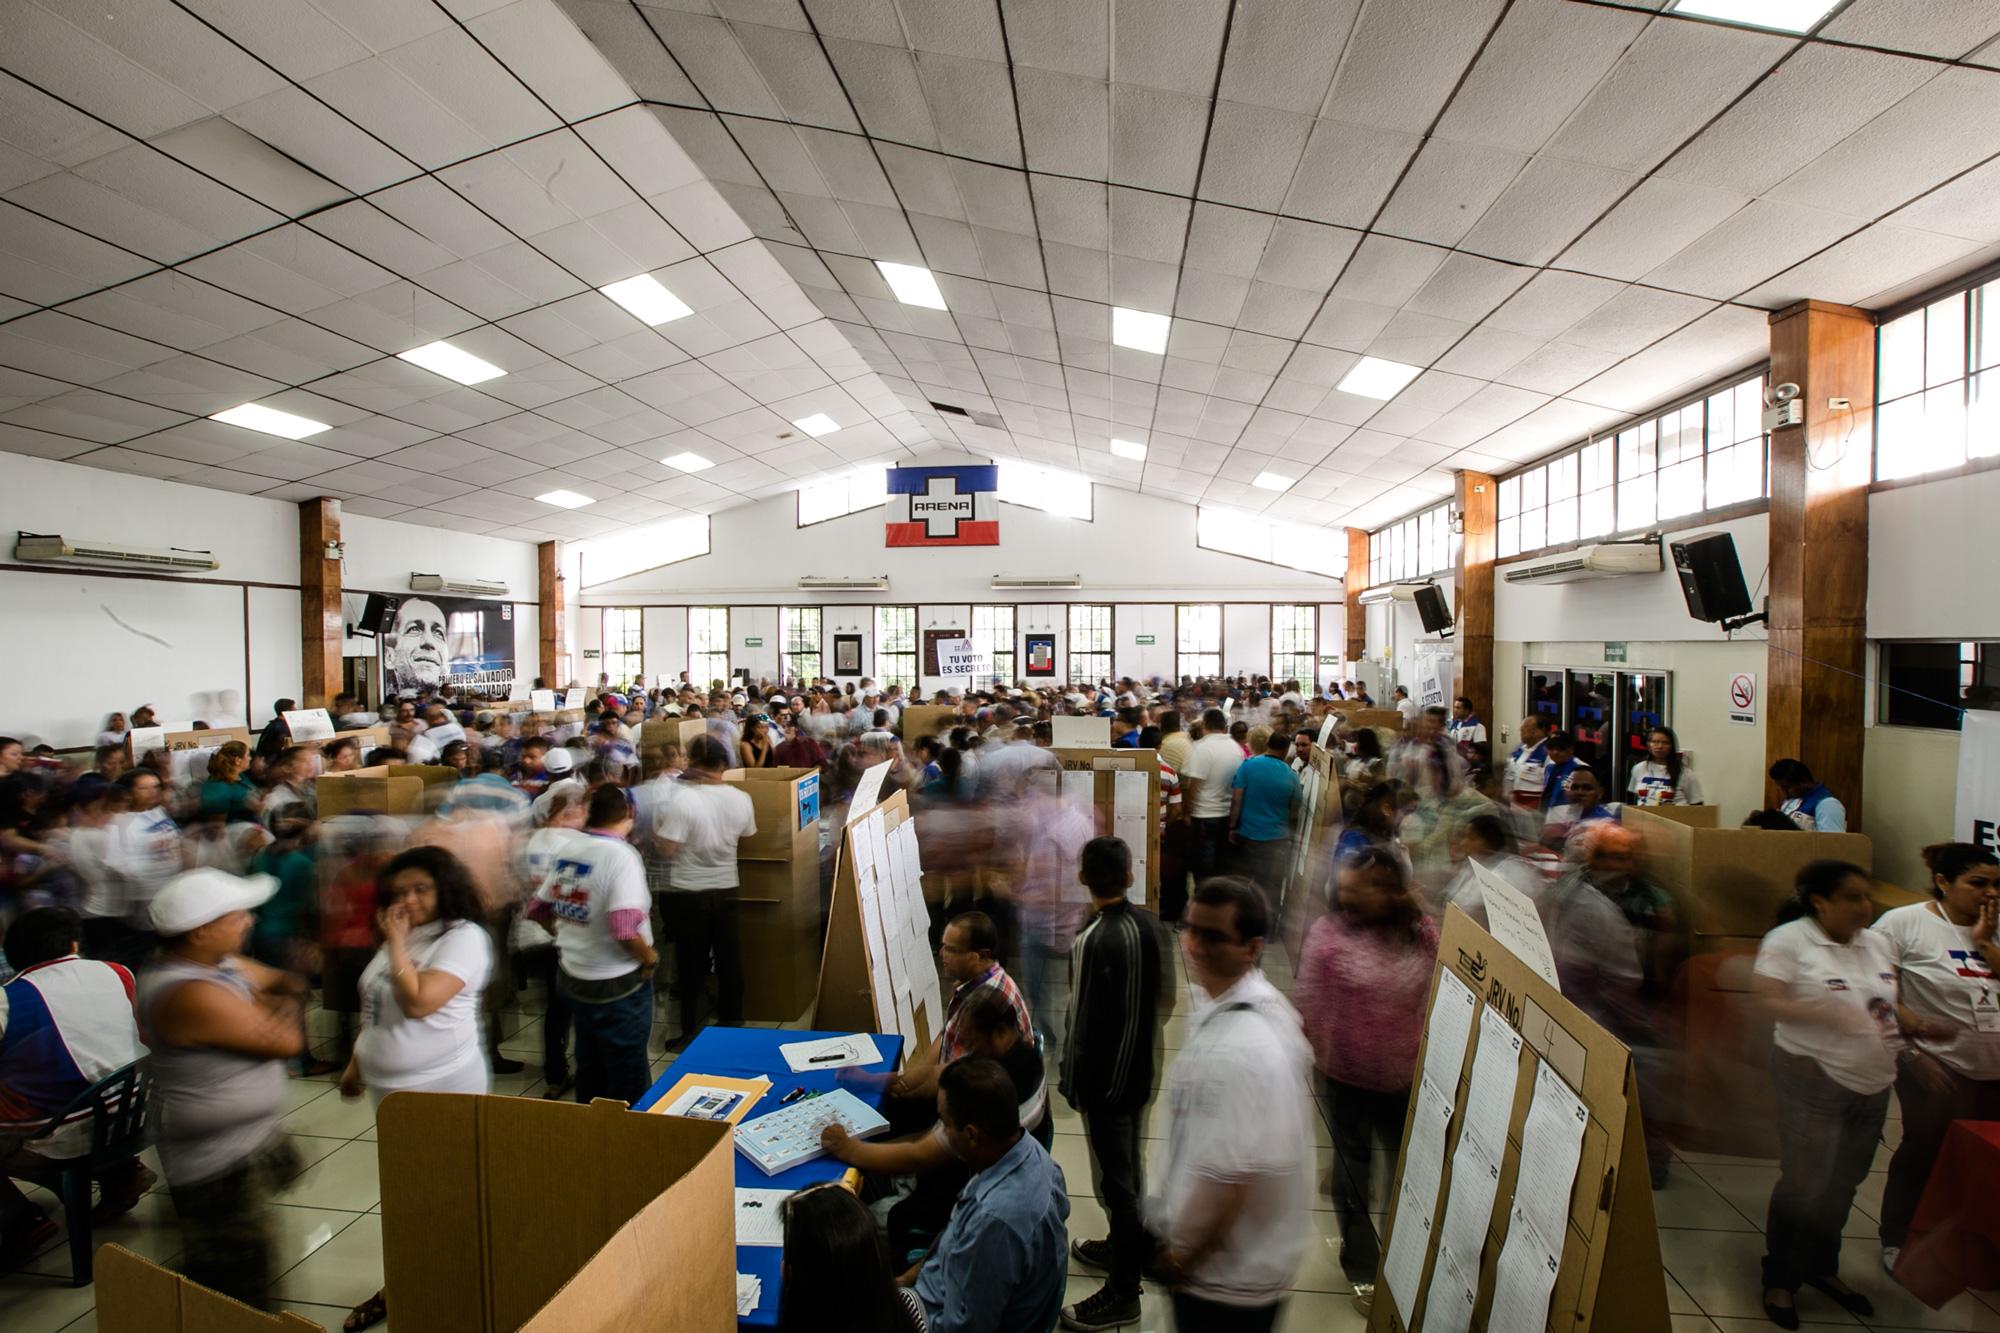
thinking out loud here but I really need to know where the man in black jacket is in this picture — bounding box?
[1059,836,1166,1332]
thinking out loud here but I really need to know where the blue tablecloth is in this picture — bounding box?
[635,1027,905,1327]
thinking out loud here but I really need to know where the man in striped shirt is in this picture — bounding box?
[1059,837,1166,1332]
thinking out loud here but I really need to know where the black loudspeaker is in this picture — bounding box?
[1414,584,1453,635]
[1670,531,1753,623]
[355,593,396,637]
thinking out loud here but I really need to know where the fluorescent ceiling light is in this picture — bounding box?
[210,402,330,440]
[662,451,713,473]
[599,274,693,325]
[1110,438,1147,461]
[1337,355,1423,401]
[792,413,840,437]
[1253,471,1295,492]
[1669,0,1838,32]
[535,489,594,509]
[1111,307,1171,354]
[876,260,947,310]
[397,340,505,385]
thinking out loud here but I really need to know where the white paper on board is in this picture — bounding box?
[1515,1060,1588,1247]
[282,708,334,742]
[1112,769,1150,907]
[848,759,892,821]
[563,687,586,709]
[530,689,557,712]
[1470,858,1561,992]
[1426,1245,1480,1333]
[1383,1176,1434,1328]
[1487,1206,1562,1333]
[1421,970,1479,1096]
[1436,1007,1525,1270]
[1052,715,1110,748]
[1317,714,1337,747]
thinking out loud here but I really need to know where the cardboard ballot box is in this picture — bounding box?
[724,766,824,1021]
[94,1095,735,1333]
[899,704,955,744]
[315,763,459,818]
[724,767,821,862]
[641,717,709,754]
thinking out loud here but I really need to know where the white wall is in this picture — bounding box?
[580,486,1342,604]
[0,455,540,747]
[1869,467,2000,641]
[1224,603,1270,678]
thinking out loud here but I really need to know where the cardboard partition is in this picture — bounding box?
[1280,745,1342,959]
[1623,806,1872,941]
[129,725,251,759]
[295,725,389,757]
[723,767,821,861]
[899,704,956,744]
[816,790,938,1053]
[1049,748,1162,903]
[737,857,822,1021]
[1630,803,1719,829]
[640,717,708,754]
[315,765,426,817]
[95,1245,324,1331]
[377,1094,735,1332]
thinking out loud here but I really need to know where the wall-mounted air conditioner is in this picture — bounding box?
[798,576,889,591]
[1502,540,1661,586]
[14,532,219,571]
[1356,582,1425,606]
[992,575,1082,589]
[411,574,509,597]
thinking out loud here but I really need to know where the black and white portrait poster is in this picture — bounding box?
[376,595,516,698]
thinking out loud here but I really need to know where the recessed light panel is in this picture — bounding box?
[1253,472,1295,492]
[600,274,693,325]
[535,489,594,509]
[876,261,948,310]
[1110,438,1147,460]
[1670,0,1838,33]
[1111,307,1171,354]
[1336,356,1423,401]
[210,403,330,440]
[662,451,713,472]
[397,340,505,385]
[792,414,840,437]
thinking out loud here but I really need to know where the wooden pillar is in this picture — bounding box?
[1453,470,1497,726]
[298,498,342,709]
[1765,300,1874,826]
[538,539,562,687]
[1345,527,1369,669]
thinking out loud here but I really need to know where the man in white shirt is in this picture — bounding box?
[1502,715,1550,811]
[1180,709,1244,883]
[89,769,184,967]
[656,736,757,1052]
[1146,877,1312,1327]
[527,785,658,1106]
[1446,696,1488,748]
[1391,686,1419,724]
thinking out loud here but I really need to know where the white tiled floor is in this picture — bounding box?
[6,940,2000,1332]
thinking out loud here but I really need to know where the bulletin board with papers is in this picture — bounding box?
[813,789,943,1055]
[1368,906,1668,1333]
[1280,744,1342,959]
[1034,748,1162,905]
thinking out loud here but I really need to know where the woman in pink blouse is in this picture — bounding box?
[1294,847,1439,1314]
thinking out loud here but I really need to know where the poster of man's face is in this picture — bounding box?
[380,595,515,698]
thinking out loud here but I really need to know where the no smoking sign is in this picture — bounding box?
[1728,672,1757,725]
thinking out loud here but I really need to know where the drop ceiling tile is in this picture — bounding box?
[1643,198,1863,301]
[222,86,419,195]
[1458,156,1635,267]
[916,52,1023,168]
[1330,235,1446,308]
[1738,223,1982,310]
[1323,0,1508,135]
[1558,176,1752,281]
[149,117,351,217]
[1283,119,1419,229]
[1818,0,2000,59]
[1376,138,1529,248]
[467,0,636,122]
[1484,270,1624,339]
[1888,156,2000,243]
[1767,68,2000,221]
[1109,83,1210,196]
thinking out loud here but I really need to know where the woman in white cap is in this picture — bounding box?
[336,844,492,1332]
[139,867,307,1310]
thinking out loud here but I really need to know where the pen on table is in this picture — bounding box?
[808,1052,845,1063]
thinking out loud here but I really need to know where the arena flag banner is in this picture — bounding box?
[885,464,1000,547]
[375,594,517,698]
[1954,708,2000,854]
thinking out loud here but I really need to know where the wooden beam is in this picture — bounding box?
[538,539,561,687]
[1453,471,1497,728]
[298,498,342,709]
[1765,299,1874,826]
[1345,527,1369,670]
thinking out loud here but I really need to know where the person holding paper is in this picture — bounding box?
[1752,860,1952,1328]
[1145,877,1312,1331]
[654,735,755,1050]
[1058,837,1166,1332]
[1294,849,1438,1315]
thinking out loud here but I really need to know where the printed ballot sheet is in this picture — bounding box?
[1382,1078,1455,1328]
[1425,1245,1480,1333]
[733,1189,790,1246]
[1112,769,1150,905]
[1435,1007,1526,1281]
[1515,1060,1588,1245]
[779,1033,882,1073]
[1422,971,1479,1095]
[1488,1203,1562,1333]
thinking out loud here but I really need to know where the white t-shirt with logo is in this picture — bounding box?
[355,918,491,1090]
[1874,901,2000,1079]
[534,833,653,980]
[1753,917,1902,1094]
[1183,734,1245,819]
[1505,741,1549,807]
[1626,760,1703,807]
[660,783,757,891]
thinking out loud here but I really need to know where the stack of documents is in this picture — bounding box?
[735,1272,762,1316]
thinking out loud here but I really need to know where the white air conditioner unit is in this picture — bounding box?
[798,575,889,591]
[14,533,218,572]
[991,575,1083,589]
[1502,540,1661,586]
[410,574,509,598]
[1356,582,1426,606]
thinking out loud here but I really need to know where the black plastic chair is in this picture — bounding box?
[12,1057,155,1286]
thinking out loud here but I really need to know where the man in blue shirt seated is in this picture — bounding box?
[914,1057,1070,1333]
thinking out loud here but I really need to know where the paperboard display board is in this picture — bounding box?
[377,1094,735,1332]
[314,763,455,818]
[737,856,822,1021]
[1622,807,1871,942]
[1281,745,1342,959]
[130,725,251,758]
[1368,907,1668,1333]
[899,705,956,744]
[1051,715,1110,748]
[640,717,709,755]
[95,1244,324,1330]
[815,789,941,1053]
[1629,803,1719,829]
[1040,748,1163,905]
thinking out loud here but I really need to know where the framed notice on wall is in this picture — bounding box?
[923,627,967,676]
[1025,634,1056,677]
[834,633,863,675]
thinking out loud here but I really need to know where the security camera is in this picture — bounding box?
[1765,382,1800,407]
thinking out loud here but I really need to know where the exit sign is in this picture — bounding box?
[1604,642,1628,663]
[1134,634,1156,645]
[743,637,764,647]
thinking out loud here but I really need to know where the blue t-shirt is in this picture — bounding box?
[1231,754,1301,842]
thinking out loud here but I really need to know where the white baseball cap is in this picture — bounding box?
[150,868,276,936]
[542,745,575,775]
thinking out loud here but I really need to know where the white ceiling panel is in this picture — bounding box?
[1323,0,1508,135]
[1817,0,2000,59]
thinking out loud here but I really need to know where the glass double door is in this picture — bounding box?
[1524,666,1671,799]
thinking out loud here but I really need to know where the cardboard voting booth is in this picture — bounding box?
[1045,748,1162,905]
[725,767,824,1021]
[1623,807,1873,1156]
[899,704,956,744]
[314,763,460,818]
[640,717,708,755]
[815,789,942,1055]
[96,1095,736,1333]
[125,725,251,760]
[1369,906,1669,1333]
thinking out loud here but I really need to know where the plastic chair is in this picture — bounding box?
[12,1057,155,1286]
